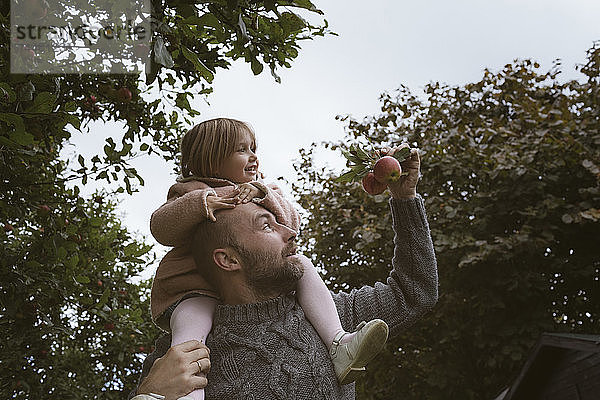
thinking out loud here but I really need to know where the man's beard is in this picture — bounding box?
[232,241,304,298]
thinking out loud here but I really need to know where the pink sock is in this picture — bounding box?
[295,256,347,350]
[170,296,219,400]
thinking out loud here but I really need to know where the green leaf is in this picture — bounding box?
[181,46,214,83]
[176,92,192,114]
[25,92,57,114]
[0,113,26,135]
[334,170,356,183]
[67,254,80,268]
[75,275,90,285]
[392,146,411,162]
[97,287,110,308]
[341,149,362,164]
[64,101,77,112]
[251,58,263,75]
[285,0,323,14]
[352,144,372,162]
[9,130,34,146]
[89,217,103,227]
[279,11,306,35]
[57,247,68,260]
[65,114,81,130]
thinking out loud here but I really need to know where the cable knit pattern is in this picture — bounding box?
[131,195,438,400]
[206,294,348,400]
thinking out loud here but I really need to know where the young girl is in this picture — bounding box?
[149,118,389,400]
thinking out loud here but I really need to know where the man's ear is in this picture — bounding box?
[212,248,241,272]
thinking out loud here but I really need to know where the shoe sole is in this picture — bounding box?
[339,320,389,385]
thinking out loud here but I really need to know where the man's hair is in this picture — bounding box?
[191,210,239,286]
[180,118,257,178]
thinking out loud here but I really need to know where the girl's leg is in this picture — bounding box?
[296,256,389,385]
[170,296,219,400]
[295,256,349,349]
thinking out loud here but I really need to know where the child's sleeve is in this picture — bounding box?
[250,181,301,232]
[150,184,217,246]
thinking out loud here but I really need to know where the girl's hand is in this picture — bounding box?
[235,182,263,204]
[381,144,420,199]
[206,191,239,222]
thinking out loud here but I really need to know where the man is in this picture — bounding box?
[130,147,438,400]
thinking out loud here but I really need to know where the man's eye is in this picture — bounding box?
[263,223,272,231]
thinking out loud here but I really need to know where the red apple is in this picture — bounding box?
[362,172,387,195]
[116,87,132,102]
[373,156,402,183]
[104,322,115,331]
[90,95,97,103]
[4,223,14,232]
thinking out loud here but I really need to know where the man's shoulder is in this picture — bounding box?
[205,297,354,400]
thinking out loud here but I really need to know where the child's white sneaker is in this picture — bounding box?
[329,319,389,385]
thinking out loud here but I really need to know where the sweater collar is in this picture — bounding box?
[213,293,296,324]
[175,175,234,188]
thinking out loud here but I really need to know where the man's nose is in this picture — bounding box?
[275,221,296,243]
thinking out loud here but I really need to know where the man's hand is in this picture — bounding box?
[206,191,239,222]
[137,340,211,400]
[380,144,420,199]
[235,182,263,204]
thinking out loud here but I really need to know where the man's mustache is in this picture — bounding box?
[281,242,298,257]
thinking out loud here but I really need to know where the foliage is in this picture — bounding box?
[335,144,410,184]
[0,0,329,398]
[292,43,600,399]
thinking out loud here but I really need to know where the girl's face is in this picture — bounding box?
[216,132,259,183]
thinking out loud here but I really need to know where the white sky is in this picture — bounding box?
[64,0,600,279]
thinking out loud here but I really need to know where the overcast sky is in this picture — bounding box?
[65,0,600,279]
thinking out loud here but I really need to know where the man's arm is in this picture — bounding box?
[333,146,438,337]
[333,195,438,338]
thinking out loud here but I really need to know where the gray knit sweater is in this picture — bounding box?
[130,196,438,400]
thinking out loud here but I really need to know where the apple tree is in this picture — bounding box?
[0,0,329,398]
[292,43,600,399]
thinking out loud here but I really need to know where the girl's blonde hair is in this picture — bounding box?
[180,118,256,178]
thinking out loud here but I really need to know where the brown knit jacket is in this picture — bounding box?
[149,176,300,330]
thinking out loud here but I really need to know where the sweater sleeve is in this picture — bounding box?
[127,334,172,399]
[332,195,438,339]
[150,185,217,246]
